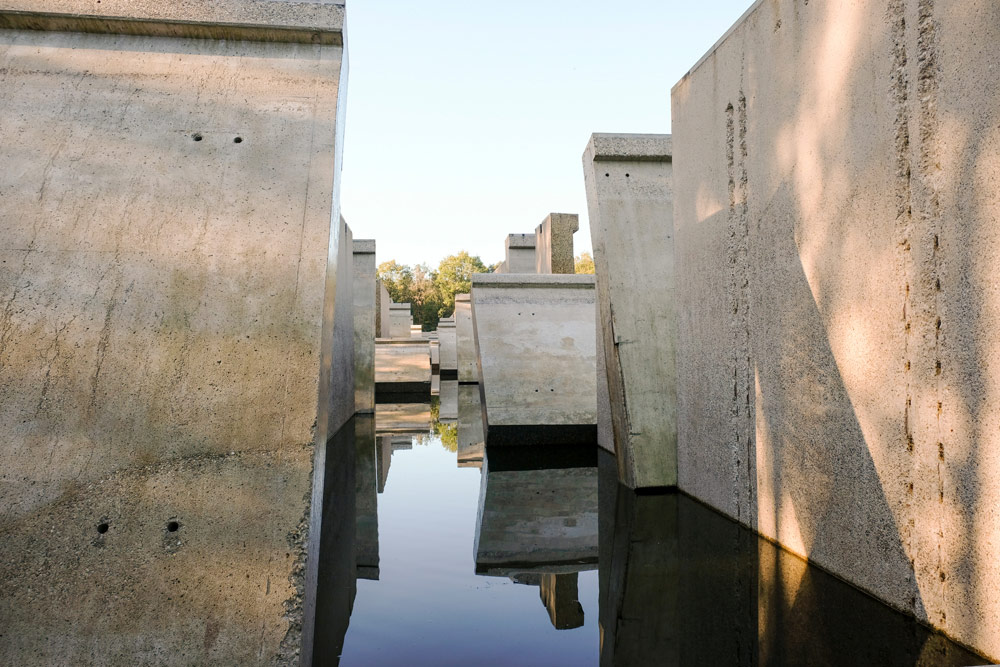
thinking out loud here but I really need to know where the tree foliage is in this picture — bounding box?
[377,250,490,331]
[575,252,595,274]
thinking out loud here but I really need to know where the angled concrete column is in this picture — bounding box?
[438,316,457,378]
[388,302,412,338]
[672,1,1000,659]
[471,274,597,445]
[454,294,478,383]
[353,239,376,414]
[457,384,485,468]
[376,280,391,338]
[535,213,579,275]
[584,133,676,489]
[503,233,537,274]
[0,2,349,663]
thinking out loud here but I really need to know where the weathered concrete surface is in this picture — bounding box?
[374,403,431,435]
[535,213,579,275]
[503,233,537,274]
[595,310,614,454]
[672,0,1000,659]
[457,384,485,468]
[388,303,411,339]
[353,239,376,414]
[0,5,348,663]
[374,339,430,393]
[375,280,390,338]
[584,133,676,489]
[454,294,478,384]
[471,274,597,445]
[438,316,457,377]
[439,379,458,422]
[474,455,598,576]
[429,340,440,371]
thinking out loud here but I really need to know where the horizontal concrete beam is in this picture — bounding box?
[584,133,672,163]
[0,0,345,45]
[353,239,376,254]
[505,233,536,249]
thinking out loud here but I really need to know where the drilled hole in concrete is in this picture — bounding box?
[626,173,630,178]
[97,522,109,534]
[192,133,203,142]
[234,136,243,144]
[167,521,180,532]
[604,173,609,177]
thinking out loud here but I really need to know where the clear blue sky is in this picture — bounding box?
[340,1,753,269]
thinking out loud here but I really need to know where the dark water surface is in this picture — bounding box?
[309,404,987,666]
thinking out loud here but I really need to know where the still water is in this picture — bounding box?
[309,384,986,666]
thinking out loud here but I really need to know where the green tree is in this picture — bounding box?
[433,251,489,318]
[377,260,414,304]
[411,263,444,331]
[575,252,595,274]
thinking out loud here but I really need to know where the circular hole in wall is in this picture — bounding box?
[166,521,180,532]
[192,133,203,142]
[233,136,243,144]
[97,522,109,534]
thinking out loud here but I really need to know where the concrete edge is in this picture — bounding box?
[506,233,536,249]
[0,5,345,45]
[584,133,673,163]
[455,294,471,302]
[352,239,375,254]
[375,338,430,346]
[471,273,595,288]
[670,0,765,93]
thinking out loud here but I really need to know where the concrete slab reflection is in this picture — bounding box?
[354,415,379,581]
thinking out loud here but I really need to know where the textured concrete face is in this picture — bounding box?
[504,233,537,274]
[388,303,412,339]
[471,274,597,445]
[584,134,676,488]
[672,1,1000,658]
[374,340,430,393]
[454,294,478,383]
[438,316,457,375]
[535,213,579,275]
[439,379,458,422]
[0,5,349,662]
[457,384,485,468]
[376,280,390,338]
[353,240,376,414]
[374,403,431,435]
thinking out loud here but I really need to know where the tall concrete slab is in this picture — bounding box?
[376,280,391,338]
[584,133,676,489]
[672,1,1000,659]
[504,233,538,274]
[0,3,349,663]
[455,294,478,383]
[457,384,485,468]
[388,302,412,339]
[535,213,579,275]
[354,240,376,414]
[438,316,458,378]
[471,274,597,445]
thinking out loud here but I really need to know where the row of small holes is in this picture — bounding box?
[96,521,179,534]
[604,173,631,178]
[192,133,243,144]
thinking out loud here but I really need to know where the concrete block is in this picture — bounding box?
[353,239,376,414]
[455,294,478,383]
[431,372,441,396]
[439,379,458,422]
[376,280,391,338]
[457,384,485,468]
[671,1,1000,659]
[504,233,537,274]
[535,213,579,275]
[583,133,676,488]
[0,6,348,663]
[438,316,458,378]
[409,324,424,339]
[471,274,597,445]
[430,340,440,369]
[388,302,412,339]
[374,403,431,435]
[374,339,431,394]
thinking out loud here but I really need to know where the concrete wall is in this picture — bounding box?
[457,384,485,468]
[376,280,390,338]
[353,239,376,413]
[439,379,458,422]
[0,2,349,663]
[388,303,411,339]
[471,274,597,445]
[504,233,537,274]
[374,339,431,393]
[584,133,676,489]
[438,316,457,376]
[455,294,478,383]
[672,0,1000,659]
[535,213,579,275]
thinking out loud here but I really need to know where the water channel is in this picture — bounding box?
[308,382,987,666]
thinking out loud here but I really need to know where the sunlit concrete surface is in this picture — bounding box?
[584,133,676,489]
[495,233,537,274]
[375,403,432,434]
[438,316,458,377]
[376,281,390,338]
[353,239,377,413]
[454,293,479,384]
[0,2,348,663]
[374,339,431,393]
[388,302,412,339]
[439,379,459,422]
[672,0,1000,659]
[471,274,597,445]
[457,384,485,468]
[535,213,579,275]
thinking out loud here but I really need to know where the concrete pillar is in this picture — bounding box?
[454,294,478,383]
[376,280,391,338]
[388,303,411,338]
[438,316,457,378]
[471,274,597,446]
[539,573,585,630]
[535,213,579,275]
[0,3,348,662]
[671,1,1000,659]
[504,233,537,274]
[353,239,376,414]
[583,133,676,489]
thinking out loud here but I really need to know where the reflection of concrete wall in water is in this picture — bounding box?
[471,274,597,445]
[0,4,349,662]
[354,240,377,413]
[540,573,585,630]
[457,384,485,468]
[584,134,677,488]
[439,380,459,422]
[672,0,1000,658]
[598,452,985,666]
[354,416,379,581]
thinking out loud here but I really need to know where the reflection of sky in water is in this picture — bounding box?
[340,435,598,666]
